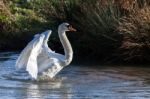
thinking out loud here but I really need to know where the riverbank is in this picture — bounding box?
[1,0,150,64]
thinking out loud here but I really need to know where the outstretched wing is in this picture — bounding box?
[42,30,53,52]
[16,30,65,79]
[16,34,41,70]
[42,30,65,61]
[26,34,45,79]
[37,31,65,77]
[16,33,45,79]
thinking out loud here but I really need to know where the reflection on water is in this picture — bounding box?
[0,52,150,99]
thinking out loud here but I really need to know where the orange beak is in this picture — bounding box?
[68,25,77,31]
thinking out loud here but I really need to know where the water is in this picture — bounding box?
[0,52,150,99]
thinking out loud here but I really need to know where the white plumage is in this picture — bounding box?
[16,23,76,79]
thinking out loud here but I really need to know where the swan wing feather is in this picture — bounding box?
[37,31,65,77]
[16,34,41,70]
[26,34,45,79]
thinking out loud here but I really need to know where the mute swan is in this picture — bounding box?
[16,23,76,79]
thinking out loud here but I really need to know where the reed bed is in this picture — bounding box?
[0,0,150,63]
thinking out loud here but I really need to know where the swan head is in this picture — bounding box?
[58,23,76,33]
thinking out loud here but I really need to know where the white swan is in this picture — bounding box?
[16,23,76,79]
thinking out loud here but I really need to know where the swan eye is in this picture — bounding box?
[66,25,70,28]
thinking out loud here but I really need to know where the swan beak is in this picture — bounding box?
[68,25,77,31]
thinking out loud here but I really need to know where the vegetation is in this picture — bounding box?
[0,0,150,64]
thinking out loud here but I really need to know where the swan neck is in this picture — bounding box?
[58,30,73,65]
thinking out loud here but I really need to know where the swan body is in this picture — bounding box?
[16,23,76,79]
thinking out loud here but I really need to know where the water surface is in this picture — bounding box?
[0,52,150,99]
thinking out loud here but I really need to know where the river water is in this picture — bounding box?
[0,52,150,99]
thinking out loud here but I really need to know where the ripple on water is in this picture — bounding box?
[0,52,150,99]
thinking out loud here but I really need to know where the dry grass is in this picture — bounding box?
[40,0,123,60]
[118,6,150,62]
[0,0,13,32]
[0,0,11,16]
[1,0,150,63]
